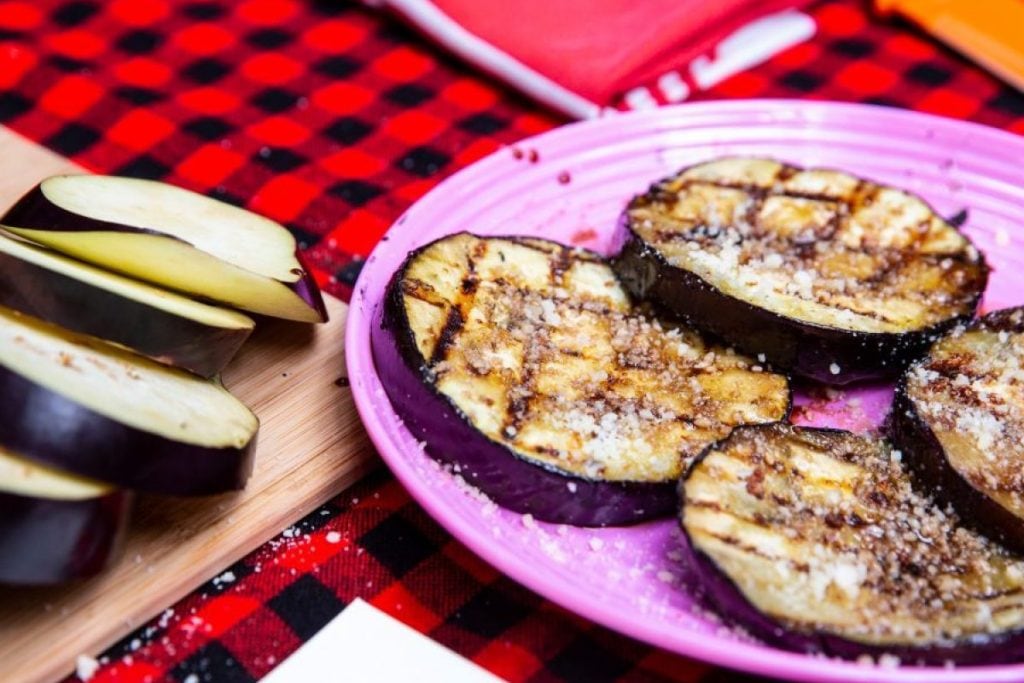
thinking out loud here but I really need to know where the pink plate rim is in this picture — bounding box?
[345,99,1024,683]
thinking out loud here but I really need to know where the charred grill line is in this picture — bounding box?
[384,233,790,526]
[503,348,538,438]
[745,190,764,235]
[849,180,877,214]
[461,242,482,295]
[429,305,465,367]
[676,175,859,206]
[701,528,802,566]
[775,164,797,182]
[549,245,573,285]
[683,425,1024,657]
[430,243,486,366]
[981,586,1024,601]
[401,278,447,308]
[624,158,988,383]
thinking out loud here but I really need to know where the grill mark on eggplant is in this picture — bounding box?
[775,165,797,182]
[430,240,485,365]
[401,278,447,308]
[894,307,1024,551]
[682,424,1024,655]
[624,158,986,365]
[686,498,727,513]
[672,175,866,207]
[701,529,792,563]
[978,586,1024,601]
[549,245,573,285]
[428,303,466,366]
[393,233,790,490]
[501,244,582,438]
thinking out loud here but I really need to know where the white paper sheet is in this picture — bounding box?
[261,598,504,682]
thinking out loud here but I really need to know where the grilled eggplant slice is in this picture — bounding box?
[0,306,258,495]
[892,307,1024,553]
[372,233,790,526]
[681,424,1024,663]
[614,157,988,384]
[0,231,253,377]
[2,175,327,323]
[0,445,129,585]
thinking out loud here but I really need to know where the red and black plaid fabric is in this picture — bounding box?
[0,0,1021,681]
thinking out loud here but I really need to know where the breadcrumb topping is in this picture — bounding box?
[906,312,1024,510]
[628,158,985,333]
[685,425,1024,646]
[401,234,790,482]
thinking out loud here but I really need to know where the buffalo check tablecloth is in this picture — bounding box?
[1,0,1023,681]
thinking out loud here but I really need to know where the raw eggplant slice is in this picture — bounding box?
[0,445,129,585]
[614,157,988,384]
[0,230,253,377]
[680,424,1024,663]
[372,232,790,526]
[892,307,1024,552]
[0,306,258,495]
[2,175,327,323]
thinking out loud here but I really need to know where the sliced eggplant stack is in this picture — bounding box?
[680,423,1024,663]
[0,306,258,495]
[614,157,988,384]
[0,230,253,377]
[0,444,129,585]
[372,232,790,526]
[892,307,1024,552]
[2,175,327,323]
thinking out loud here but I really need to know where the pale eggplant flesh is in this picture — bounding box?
[0,230,253,377]
[2,175,327,323]
[0,306,258,495]
[892,307,1024,553]
[372,232,790,525]
[680,423,1024,663]
[614,157,988,384]
[0,445,129,585]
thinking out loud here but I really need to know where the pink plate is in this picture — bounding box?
[346,100,1024,682]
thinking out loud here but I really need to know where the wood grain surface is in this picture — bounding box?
[0,128,378,683]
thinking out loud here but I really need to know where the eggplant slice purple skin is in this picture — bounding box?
[891,307,1024,554]
[612,157,989,385]
[679,424,1024,665]
[614,230,975,386]
[0,490,129,585]
[374,291,677,526]
[0,445,131,585]
[1,366,257,495]
[371,233,791,526]
[2,178,328,324]
[0,234,253,378]
[0,308,258,495]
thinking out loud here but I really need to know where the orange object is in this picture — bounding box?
[875,0,1024,92]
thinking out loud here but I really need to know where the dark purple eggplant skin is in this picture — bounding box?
[290,251,329,323]
[0,489,129,585]
[2,184,329,324]
[0,248,251,378]
[611,217,987,385]
[0,367,256,496]
[676,522,1024,664]
[677,430,1024,665]
[370,246,676,527]
[891,307,1024,554]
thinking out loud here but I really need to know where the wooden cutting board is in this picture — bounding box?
[0,128,379,683]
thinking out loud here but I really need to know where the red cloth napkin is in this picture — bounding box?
[371,0,816,117]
